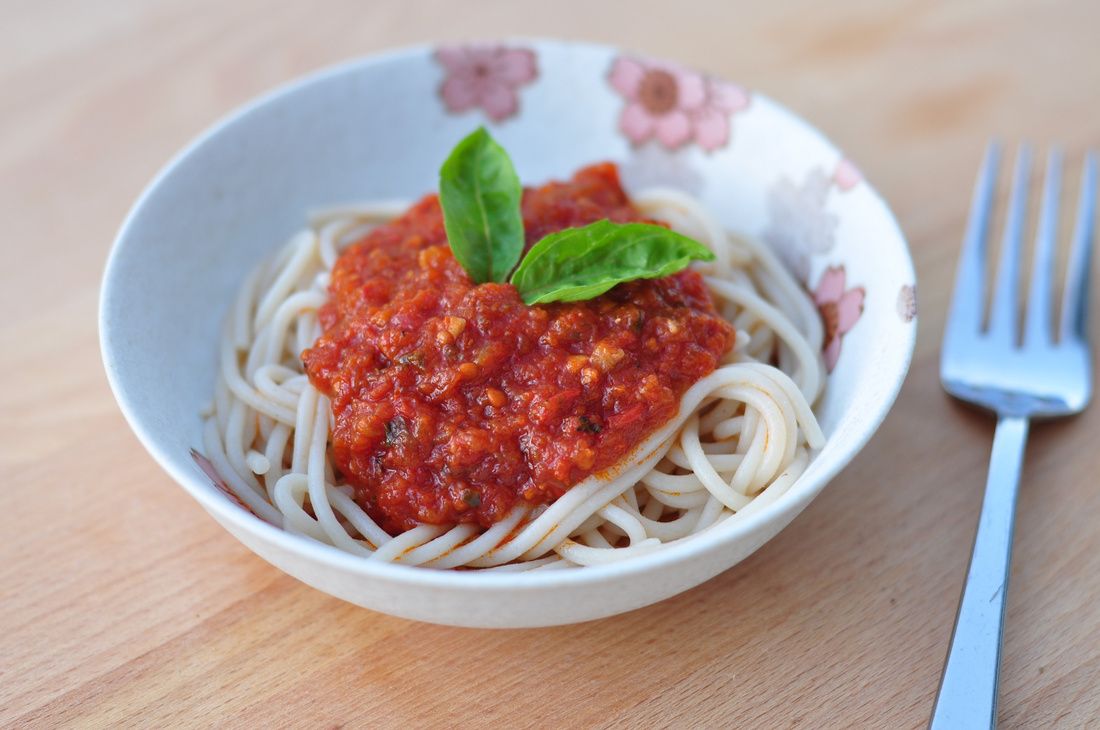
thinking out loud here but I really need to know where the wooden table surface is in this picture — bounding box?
[4,1,1099,727]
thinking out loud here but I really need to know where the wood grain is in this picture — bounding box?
[2,1,1099,727]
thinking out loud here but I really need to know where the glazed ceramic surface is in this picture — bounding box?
[100,40,916,628]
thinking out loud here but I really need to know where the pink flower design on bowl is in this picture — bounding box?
[435,45,537,123]
[764,168,838,283]
[897,284,917,323]
[813,266,865,372]
[190,448,257,517]
[832,158,863,192]
[609,57,749,152]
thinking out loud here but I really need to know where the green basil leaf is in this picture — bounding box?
[510,221,715,305]
[438,127,524,283]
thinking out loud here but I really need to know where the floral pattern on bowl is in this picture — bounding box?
[435,45,538,123]
[832,158,863,192]
[814,266,865,372]
[608,57,750,152]
[190,449,257,517]
[897,284,918,323]
[619,142,706,195]
[764,168,839,283]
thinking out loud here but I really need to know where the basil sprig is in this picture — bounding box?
[438,128,715,304]
[439,127,524,284]
[510,221,714,304]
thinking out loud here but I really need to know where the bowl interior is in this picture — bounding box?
[101,40,915,589]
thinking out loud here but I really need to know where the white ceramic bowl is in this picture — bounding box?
[100,40,916,628]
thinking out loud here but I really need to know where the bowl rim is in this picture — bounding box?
[99,38,917,591]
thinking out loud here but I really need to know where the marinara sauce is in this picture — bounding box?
[302,164,734,532]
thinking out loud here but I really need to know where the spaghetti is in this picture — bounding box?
[200,184,826,570]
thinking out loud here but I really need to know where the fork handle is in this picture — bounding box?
[930,415,1029,729]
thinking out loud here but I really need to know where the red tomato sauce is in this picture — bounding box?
[302,163,734,532]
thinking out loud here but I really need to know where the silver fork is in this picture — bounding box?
[932,143,1097,729]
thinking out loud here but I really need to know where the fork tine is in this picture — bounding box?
[989,145,1032,342]
[1060,152,1098,343]
[945,141,1000,340]
[1024,149,1062,346]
